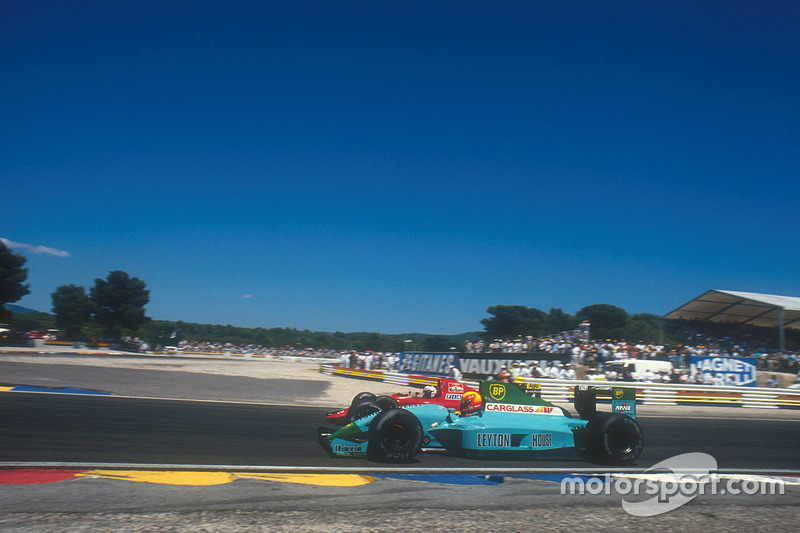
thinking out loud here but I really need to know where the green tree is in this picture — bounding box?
[52,284,95,338]
[623,313,662,343]
[481,305,549,339]
[10,310,55,332]
[422,335,454,351]
[90,270,150,340]
[547,307,577,333]
[576,304,628,340]
[0,241,30,311]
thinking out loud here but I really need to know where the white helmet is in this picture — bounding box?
[423,385,437,398]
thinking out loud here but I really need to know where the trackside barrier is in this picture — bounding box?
[319,364,800,410]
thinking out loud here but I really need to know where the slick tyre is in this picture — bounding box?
[367,409,423,462]
[347,401,381,424]
[586,412,644,465]
[350,392,377,408]
[375,395,400,410]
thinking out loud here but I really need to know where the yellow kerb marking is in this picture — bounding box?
[81,470,235,486]
[78,470,377,487]
[238,474,376,487]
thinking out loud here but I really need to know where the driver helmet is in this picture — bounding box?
[459,391,483,415]
[422,385,437,398]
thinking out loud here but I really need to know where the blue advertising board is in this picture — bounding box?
[398,352,570,377]
[397,352,458,375]
[689,356,758,387]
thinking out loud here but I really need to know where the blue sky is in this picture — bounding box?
[3,2,799,334]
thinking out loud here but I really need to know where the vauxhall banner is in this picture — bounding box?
[689,356,758,387]
[399,352,570,378]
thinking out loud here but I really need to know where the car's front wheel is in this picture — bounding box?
[367,409,423,462]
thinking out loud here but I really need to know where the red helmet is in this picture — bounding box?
[459,391,483,415]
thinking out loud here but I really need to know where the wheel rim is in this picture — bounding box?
[608,422,639,455]
[384,424,409,452]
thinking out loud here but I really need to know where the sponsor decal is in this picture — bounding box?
[614,389,624,400]
[398,352,458,375]
[448,384,464,393]
[458,357,556,376]
[488,384,506,401]
[689,356,758,387]
[486,403,556,415]
[530,433,553,448]
[476,433,511,447]
[334,444,363,454]
[614,401,633,413]
[445,393,463,400]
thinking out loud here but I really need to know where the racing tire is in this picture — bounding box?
[350,392,377,408]
[367,409,423,462]
[585,412,644,465]
[375,395,400,410]
[347,401,381,424]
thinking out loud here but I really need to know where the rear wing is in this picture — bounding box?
[574,385,636,420]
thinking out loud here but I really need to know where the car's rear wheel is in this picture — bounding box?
[367,409,423,462]
[375,395,400,410]
[347,401,381,424]
[350,392,377,407]
[585,412,644,464]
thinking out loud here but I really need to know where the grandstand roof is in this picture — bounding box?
[663,290,800,330]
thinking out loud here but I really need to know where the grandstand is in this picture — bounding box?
[663,290,800,352]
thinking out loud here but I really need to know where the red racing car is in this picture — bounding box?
[326,378,479,426]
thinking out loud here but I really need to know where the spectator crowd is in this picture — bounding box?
[115,326,799,388]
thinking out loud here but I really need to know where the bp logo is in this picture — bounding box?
[614,388,624,399]
[488,384,506,401]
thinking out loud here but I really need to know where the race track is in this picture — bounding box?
[3,392,799,470]
[3,357,800,532]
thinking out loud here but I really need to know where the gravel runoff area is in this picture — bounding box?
[1,507,799,533]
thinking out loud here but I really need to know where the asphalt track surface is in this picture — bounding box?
[3,355,800,531]
[3,392,800,470]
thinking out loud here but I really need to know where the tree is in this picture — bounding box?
[422,335,453,352]
[0,240,30,311]
[623,313,662,343]
[52,284,95,338]
[547,307,577,333]
[90,270,150,340]
[576,304,628,341]
[9,310,55,332]
[481,305,549,339]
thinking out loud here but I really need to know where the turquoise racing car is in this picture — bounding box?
[318,380,643,464]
